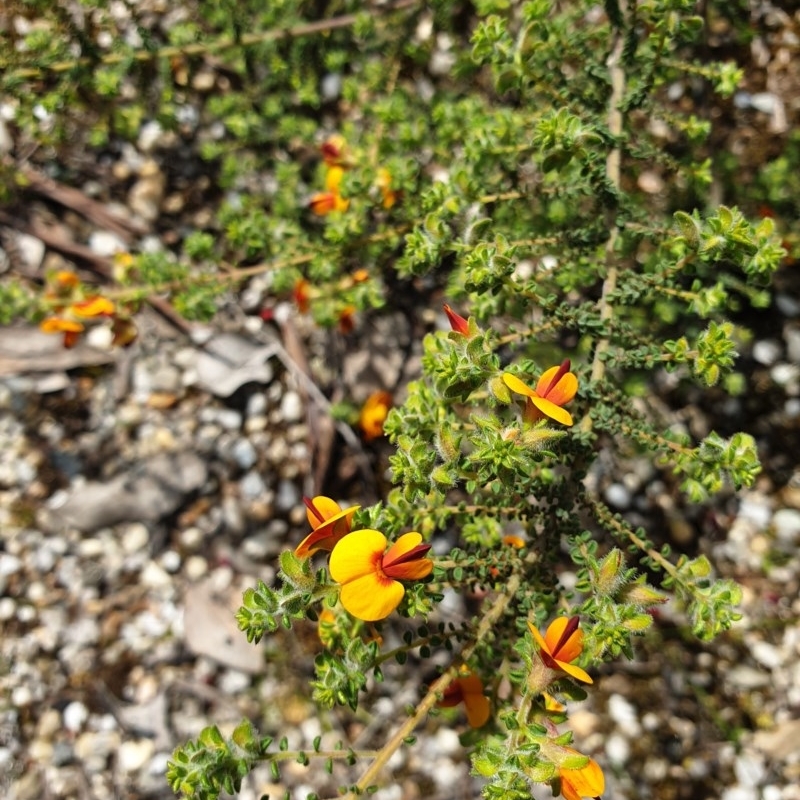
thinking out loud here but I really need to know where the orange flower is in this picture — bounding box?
[503,360,578,426]
[359,391,392,440]
[351,268,369,284]
[329,529,433,621]
[558,750,604,800]
[310,165,350,215]
[438,671,491,728]
[502,534,525,549]
[443,304,470,336]
[375,167,398,209]
[338,305,356,334]
[40,316,84,348]
[295,496,360,559]
[528,616,593,684]
[293,278,311,313]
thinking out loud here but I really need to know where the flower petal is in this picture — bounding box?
[464,689,491,728]
[547,372,578,406]
[329,529,386,584]
[555,659,593,684]
[305,496,342,527]
[528,620,552,656]
[554,627,583,664]
[383,532,433,580]
[40,317,83,333]
[502,372,537,398]
[529,396,574,426]
[72,296,115,317]
[560,757,604,799]
[543,616,572,653]
[339,573,404,621]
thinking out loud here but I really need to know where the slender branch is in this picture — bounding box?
[331,574,521,800]
[1,1,420,78]
[581,4,627,433]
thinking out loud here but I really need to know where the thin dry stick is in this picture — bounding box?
[581,7,627,434]
[331,573,521,800]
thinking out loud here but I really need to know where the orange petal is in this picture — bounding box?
[339,572,404,621]
[464,690,491,728]
[443,304,469,336]
[544,617,578,656]
[305,496,345,528]
[560,758,604,799]
[502,372,537,399]
[329,529,386,584]
[529,396,574,426]
[40,317,84,333]
[71,296,115,317]
[528,620,552,656]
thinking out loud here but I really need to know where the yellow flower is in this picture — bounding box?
[309,166,350,215]
[320,134,349,167]
[39,316,84,348]
[558,750,604,800]
[528,616,593,684]
[329,529,433,621]
[503,359,578,426]
[438,671,491,728]
[71,296,115,318]
[295,496,360,559]
[359,391,392,440]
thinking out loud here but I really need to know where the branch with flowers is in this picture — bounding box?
[2,1,792,799]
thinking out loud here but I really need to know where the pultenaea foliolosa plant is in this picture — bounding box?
[0,1,788,799]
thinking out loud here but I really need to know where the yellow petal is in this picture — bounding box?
[530,396,574,426]
[502,372,537,398]
[305,496,342,527]
[528,621,551,656]
[329,529,386,584]
[339,573,404,621]
[325,166,346,193]
[555,659,593,684]
[383,531,423,564]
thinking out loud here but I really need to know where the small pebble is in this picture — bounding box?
[753,339,782,366]
[118,738,155,772]
[280,391,304,423]
[63,701,89,732]
[604,482,632,510]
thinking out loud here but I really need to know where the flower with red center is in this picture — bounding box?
[329,529,433,621]
[359,390,392,440]
[528,616,593,684]
[71,296,115,318]
[438,671,491,728]
[443,304,470,336]
[295,496,360,559]
[309,166,350,215]
[503,359,578,426]
[557,750,605,800]
[338,305,356,334]
[293,278,311,313]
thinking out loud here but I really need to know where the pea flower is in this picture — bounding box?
[503,359,578,426]
[295,496,360,559]
[438,670,491,728]
[359,390,392,440]
[329,529,433,621]
[293,278,311,313]
[320,134,349,167]
[40,295,116,349]
[443,303,470,336]
[557,750,605,800]
[529,616,593,684]
[309,165,349,215]
[375,167,398,209]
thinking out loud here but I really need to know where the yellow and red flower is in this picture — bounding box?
[293,278,312,313]
[295,496,360,559]
[310,165,349,215]
[557,750,605,800]
[503,359,578,426]
[359,390,392,440]
[320,134,349,167]
[438,670,491,728]
[40,292,116,349]
[329,529,433,621]
[529,616,593,684]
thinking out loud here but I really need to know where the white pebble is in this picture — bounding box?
[184,556,208,581]
[722,787,758,800]
[12,685,33,707]
[750,640,782,670]
[121,523,150,554]
[734,752,766,788]
[118,738,155,772]
[753,339,782,366]
[160,550,181,573]
[604,482,632,510]
[63,701,89,732]
[772,508,800,543]
[0,597,16,620]
[608,693,641,736]
[605,732,630,764]
[280,391,304,423]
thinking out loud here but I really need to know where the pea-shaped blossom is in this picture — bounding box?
[558,750,605,800]
[529,616,593,684]
[438,671,491,728]
[295,496,360,559]
[329,530,433,621]
[359,390,392,440]
[503,359,578,426]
